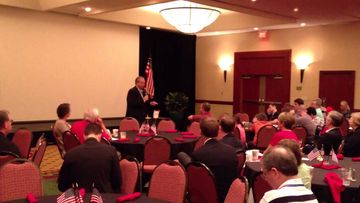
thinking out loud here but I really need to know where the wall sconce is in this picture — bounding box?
[218,56,233,82]
[294,55,313,83]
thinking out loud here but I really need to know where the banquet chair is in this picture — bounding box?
[193,136,207,151]
[148,161,186,203]
[252,172,272,203]
[32,138,47,167]
[339,118,349,137]
[234,124,247,145]
[255,125,277,150]
[119,117,140,131]
[0,151,20,167]
[12,128,33,159]
[142,136,171,173]
[224,177,249,203]
[120,156,140,194]
[0,159,42,202]
[186,161,218,203]
[236,150,246,176]
[52,129,66,159]
[188,121,201,137]
[63,130,80,152]
[157,118,176,132]
[292,125,307,147]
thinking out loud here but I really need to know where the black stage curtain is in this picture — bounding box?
[139,27,196,129]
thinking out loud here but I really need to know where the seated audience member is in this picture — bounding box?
[277,139,312,189]
[343,112,360,157]
[188,102,212,122]
[340,100,351,119]
[281,103,295,114]
[0,110,20,156]
[53,103,71,157]
[294,98,305,107]
[260,146,317,203]
[266,103,279,122]
[307,107,324,127]
[58,123,121,193]
[220,116,245,151]
[295,106,317,139]
[71,108,110,144]
[317,111,343,155]
[192,117,238,203]
[311,98,325,125]
[251,113,269,146]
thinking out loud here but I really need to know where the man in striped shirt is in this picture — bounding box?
[260,146,318,203]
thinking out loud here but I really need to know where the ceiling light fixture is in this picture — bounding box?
[160,3,220,34]
[300,22,306,27]
[84,7,92,12]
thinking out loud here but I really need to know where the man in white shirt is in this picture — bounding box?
[260,146,318,203]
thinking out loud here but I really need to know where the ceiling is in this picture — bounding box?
[1,0,360,36]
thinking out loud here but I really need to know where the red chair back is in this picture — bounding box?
[186,162,218,203]
[0,159,42,202]
[236,150,246,176]
[188,121,201,137]
[0,151,20,167]
[119,117,140,131]
[224,177,249,203]
[157,119,176,132]
[63,130,80,152]
[292,125,307,147]
[143,136,171,165]
[12,128,32,158]
[253,172,272,203]
[256,125,277,149]
[32,138,47,167]
[148,161,187,203]
[234,124,247,144]
[52,129,65,159]
[120,156,140,194]
[339,118,349,136]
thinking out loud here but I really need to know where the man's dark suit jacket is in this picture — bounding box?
[192,138,238,203]
[0,132,20,156]
[221,133,245,151]
[58,138,121,193]
[343,128,360,157]
[318,127,343,155]
[126,86,147,124]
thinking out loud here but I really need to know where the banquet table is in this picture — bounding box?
[244,157,360,203]
[3,193,169,203]
[110,131,197,161]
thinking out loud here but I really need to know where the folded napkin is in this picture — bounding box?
[26,193,38,203]
[180,132,194,135]
[312,162,341,170]
[116,192,141,203]
[182,134,197,139]
[337,154,344,160]
[133,137,141,143]
[324,172,345,203]
[175,137,185,142]
[165,129,178,133]
[118,138,130,142]
[136,133,153,137]
[352,157,360,161]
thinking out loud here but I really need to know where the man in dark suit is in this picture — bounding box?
[220,116,245,151]
[192,117,238,203]
[318,110,343,155]
[0,110,20,156]
[125,76,157,124]
[58,123,121,193]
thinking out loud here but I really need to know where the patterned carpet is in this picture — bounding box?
[40,145,63,179]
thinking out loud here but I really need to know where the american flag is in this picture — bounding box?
[57,188,83,203]
[90,188,103,203]
[145,57,154,98]
[307,148,321,161]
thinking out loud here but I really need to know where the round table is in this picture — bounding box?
[244,157,360,203]
[3,193,169,203]
[110,131,197,161]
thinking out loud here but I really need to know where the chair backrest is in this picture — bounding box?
[224,177,249,203]
[253,172,272,203]
[339,118,349,137]
[120,156,140,194]
[63,130,80,152]
[236,150,246,176]
[0,151,20,167]
[234,124,247,144]
[194,136,207,151]
[52,129,66,159]
[292,125,307,147]
[32,138,47,167]
[0,159,42,202]
[148,161,187,203]
[157,119,176,132]
[12,128,33,159]
[143,136,171,165]
[188,121,201,137]
[256,125,277,149]
[186,162,218,203]
[119,117,140,131]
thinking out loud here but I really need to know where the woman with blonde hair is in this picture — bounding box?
[340,100,351,119]
[343,112,360,157]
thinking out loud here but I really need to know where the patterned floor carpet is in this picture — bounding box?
[40,145,63,179]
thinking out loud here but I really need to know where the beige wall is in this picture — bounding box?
[196,22,360,115]
[0,6,139,121]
